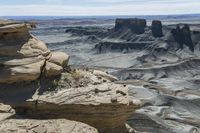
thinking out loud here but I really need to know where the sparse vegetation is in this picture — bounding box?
[71,70,84,81]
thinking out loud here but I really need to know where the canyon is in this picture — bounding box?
[0,16,200,133]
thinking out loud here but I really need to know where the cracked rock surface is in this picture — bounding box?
[0,21,70,83]
[0,57,139,133]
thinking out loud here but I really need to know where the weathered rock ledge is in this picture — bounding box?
[0,103,98,133]
[0,22,70,84]
[7,70,139,133]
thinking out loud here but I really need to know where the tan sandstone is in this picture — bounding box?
[0,60,45,84]
[0,103,98,133]
[48,51,70,67]
[0,119,98,133]
[11,70,140,133]
[44,61,63,77]
[0,21,69,83]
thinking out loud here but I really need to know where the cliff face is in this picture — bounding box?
[0,69,139,133]
[151,20,163,38]
[171,24,194,52]
[0,22,70,83]
[115,18,147,34]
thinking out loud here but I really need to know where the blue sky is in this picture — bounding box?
[0,0,199,16]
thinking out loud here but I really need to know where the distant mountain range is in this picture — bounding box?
[1,14,200,21]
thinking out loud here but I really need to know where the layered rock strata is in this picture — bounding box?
[115,18,147,34]
[171,24,194,52]
[0,118,98,133]
[0,104,98,133]
[9,70,140,133]
[151,20,163,38]
[94,41,151,53]
[0,22,70,83]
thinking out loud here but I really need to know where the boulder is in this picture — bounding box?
[115,18,147,34]
[44,61,63,77]
[0,60,45,84]
[19,37,51,57]
[48,51,70,67]
[151,20,163,37]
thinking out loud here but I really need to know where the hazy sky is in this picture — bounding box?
[0,0,199,16]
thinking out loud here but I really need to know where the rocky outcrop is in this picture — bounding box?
[0,70,140,133]
[151,20,163,38]
[65,26,108,38]
[0,119,98,133]
[171,24,194,52]
[14,83,136,132]
[48,51,70,67]
[0,19,16,27]
[126,95,200,133]
[0,104,98,133]
[44,61,63,77]
[94,41,151,53]
[115,18,147,34]
[0,20,141,133]
[0,60,45,83]
[0,103,15,122]
[0,21,70,83]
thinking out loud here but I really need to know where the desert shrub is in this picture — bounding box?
[71,70,84,81]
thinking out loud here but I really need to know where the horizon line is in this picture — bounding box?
[1,13,200,17]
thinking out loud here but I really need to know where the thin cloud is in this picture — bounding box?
[0,0,199,16]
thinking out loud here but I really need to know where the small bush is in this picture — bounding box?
[71,70,84,81]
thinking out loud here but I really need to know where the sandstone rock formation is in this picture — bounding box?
[44,61,63,77]
[7,70,139,133]
[0,19,18,27]
[48,51,70,67]
[0,118,98,133]
[0,69,140,132]
[151,20,163,38]
[115,18,146,34]
[0,20,142,133]
[0,103,15,122]
[171,24,194,52]
[0,104,98,133]
[0,22,70,83]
